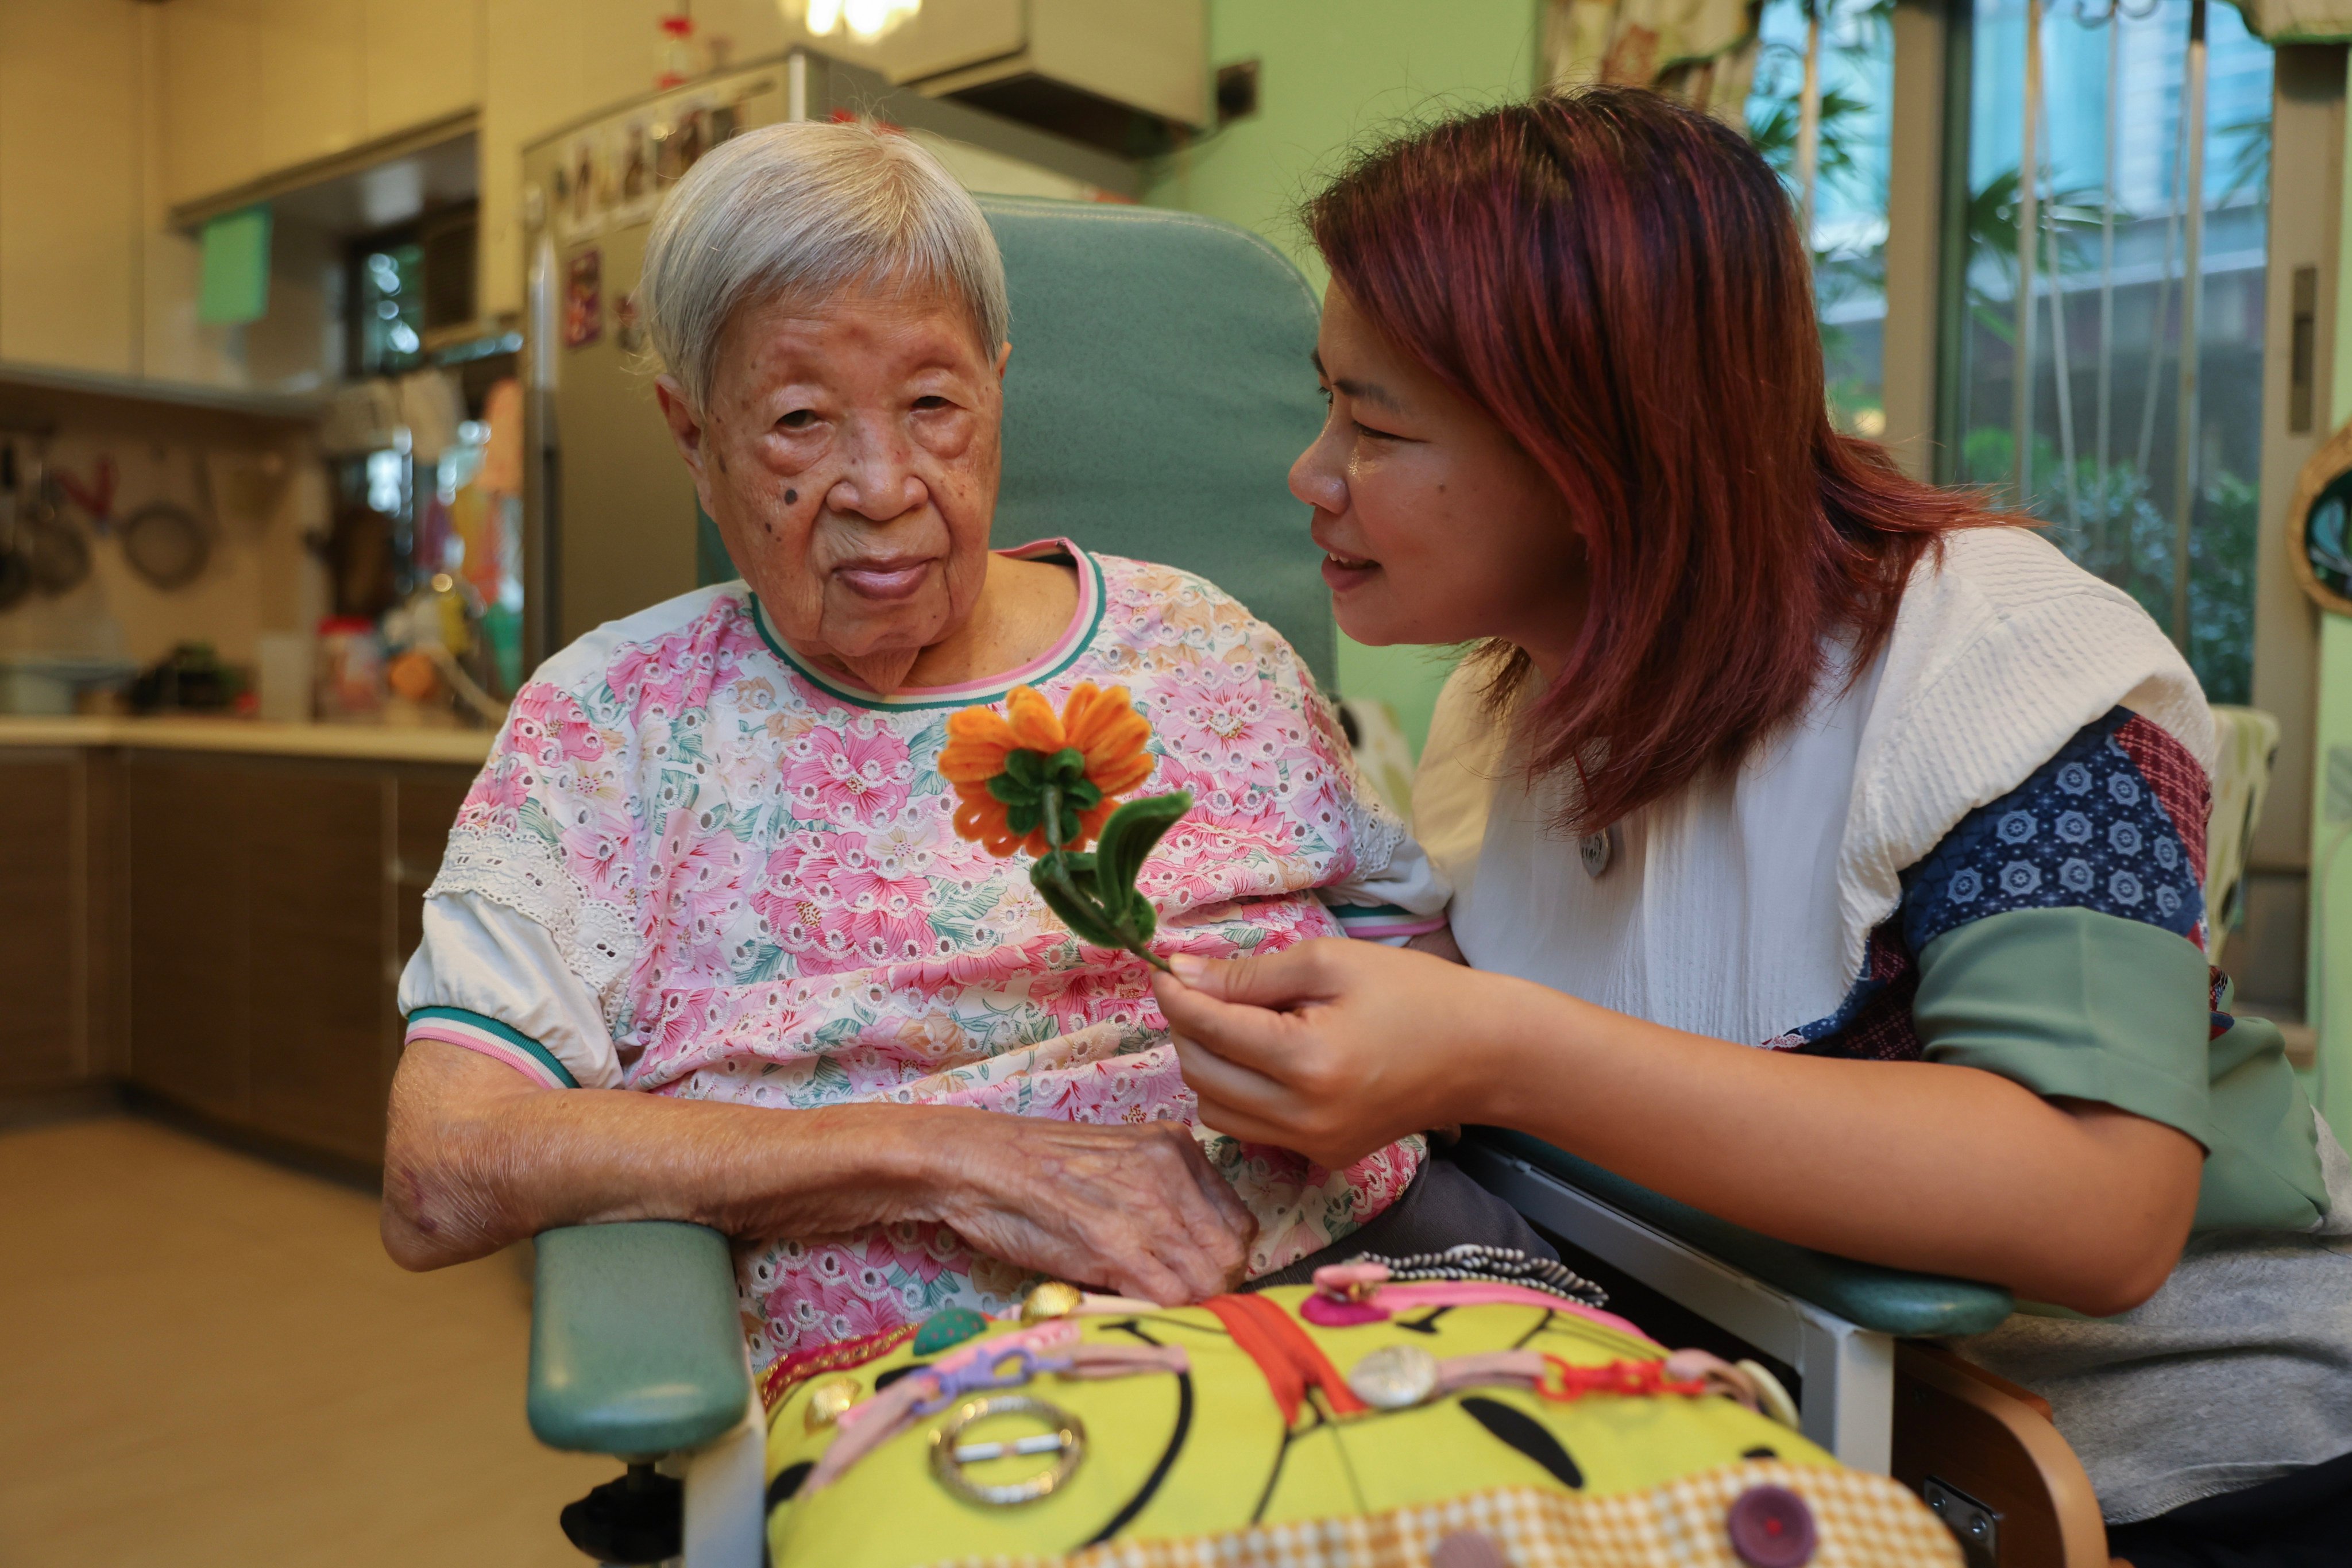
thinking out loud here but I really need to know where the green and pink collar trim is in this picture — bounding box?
[749,538,1106,712]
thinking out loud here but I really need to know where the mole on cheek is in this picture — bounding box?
[785,489,797,505]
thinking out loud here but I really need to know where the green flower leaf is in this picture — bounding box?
[987,772,1040,809]
[1121,887,1157,943]
[1043,747,1089,786]
[1095,791,1193,907]
[1003,748,1045,788]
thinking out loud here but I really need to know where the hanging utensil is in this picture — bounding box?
[20,450,91,595]
[56,453,117,536]
[120,499,210,589]
[0,443,32,612]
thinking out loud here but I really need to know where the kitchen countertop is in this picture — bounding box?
[0,715,495,764]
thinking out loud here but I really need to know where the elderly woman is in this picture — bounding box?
[380,121,1473,1372]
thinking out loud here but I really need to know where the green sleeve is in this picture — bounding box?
[1913,906,2327,1233]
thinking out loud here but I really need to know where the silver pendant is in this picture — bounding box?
[1579,824,1620,879]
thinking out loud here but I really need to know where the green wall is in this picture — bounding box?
[1145,0,1543,753]
[2309,54,2352,1145]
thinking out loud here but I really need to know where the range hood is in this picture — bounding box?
[781,0,1206,156]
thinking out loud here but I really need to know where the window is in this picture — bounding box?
[1747,0,1898,437]
[1948,0,2271,702]
[350,235,426,379]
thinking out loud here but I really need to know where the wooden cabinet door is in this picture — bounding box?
[245,761,390,1164]
[0,0,140,374]
[126,755,251,1121]
[255,0,366,176]
[0,752,82,1089]
[362,0,481,141]
[392,764,474,968]
[159,0,367,206]
[157,0,265,206]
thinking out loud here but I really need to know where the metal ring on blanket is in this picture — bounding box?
[929,1395,1087,1507]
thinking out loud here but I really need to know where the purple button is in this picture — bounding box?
[1430,1531,1509,1568]
[1726,1484,1817,1568]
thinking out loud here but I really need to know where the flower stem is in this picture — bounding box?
[1041,784,1172,974]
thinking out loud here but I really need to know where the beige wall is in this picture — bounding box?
[0,387,330,669]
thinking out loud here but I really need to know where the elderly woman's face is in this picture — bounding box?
[658,285,1007,692]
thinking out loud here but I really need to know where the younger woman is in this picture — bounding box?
[1156,89,2352,1568]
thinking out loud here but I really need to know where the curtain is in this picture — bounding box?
[2225,0,2352,38]
[1542,0,1765,119]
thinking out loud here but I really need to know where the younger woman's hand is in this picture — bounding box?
[1150,938,1508,1168]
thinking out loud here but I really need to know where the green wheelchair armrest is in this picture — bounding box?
[1470,1128,2015,1338]
[527,1221,752,1456]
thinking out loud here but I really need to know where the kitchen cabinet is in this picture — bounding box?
[126,754,253,1122]
[0,0,142,375]
[0,750,89,1090]
[255,0,368,179]
[1,743,487,1167]
[245,763,387,1163]
[159,0,484,209]
[156,0,270,207]
[364,0,483,142]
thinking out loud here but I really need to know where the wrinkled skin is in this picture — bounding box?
[655,282,1071,695]
[384,283,1255,1306]
[383,1041,1254,1305]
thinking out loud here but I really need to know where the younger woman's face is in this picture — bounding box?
[1291,287,1584,666]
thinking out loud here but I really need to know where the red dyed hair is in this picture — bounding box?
[1307,88,1987,833]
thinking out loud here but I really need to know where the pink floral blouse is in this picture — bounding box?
[398,541,1446,1372]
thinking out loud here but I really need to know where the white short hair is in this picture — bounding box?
[639,119,1011,411]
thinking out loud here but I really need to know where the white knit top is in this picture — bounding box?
[1415,526,2215,1045]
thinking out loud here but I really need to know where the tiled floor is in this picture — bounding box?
[0,1114,613,1566]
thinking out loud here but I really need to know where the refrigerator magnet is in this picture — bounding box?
[565,251,603,349]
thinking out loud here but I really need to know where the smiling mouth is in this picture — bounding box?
[836,560,934,600]
[1319,550,1380,592]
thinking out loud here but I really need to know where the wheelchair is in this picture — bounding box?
[515,196,2256,1568]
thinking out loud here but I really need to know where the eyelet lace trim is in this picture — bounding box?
[430,824,642,1021]
[1339,778,1409,882]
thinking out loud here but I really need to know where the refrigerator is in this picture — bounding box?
[520,51,1136,662]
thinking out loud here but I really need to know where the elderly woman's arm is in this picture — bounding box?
[383,1040,1256,1305]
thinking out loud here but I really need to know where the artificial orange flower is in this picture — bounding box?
[943,682,1154,857]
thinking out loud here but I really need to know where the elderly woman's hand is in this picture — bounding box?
[385,1040,1254,1304]
[916,1116,1257,1305]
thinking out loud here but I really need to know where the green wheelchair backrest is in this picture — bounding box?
[697,196,1335,692]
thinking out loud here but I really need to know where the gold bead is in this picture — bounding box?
[804,1375,862,1431]
[1019,1280,1086,1324]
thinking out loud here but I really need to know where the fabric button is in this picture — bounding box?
[1346,1343,1439,1409]
[912,1307,988,1355]
[1019,1280,1086,1325]
[802,1375,861,1432]
[1726,1484,1817,1567]
[1300,1293,1390,1327]
[1430,1530,1510,1568]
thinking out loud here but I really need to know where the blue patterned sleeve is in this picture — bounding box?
[1898,709,2207,956]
